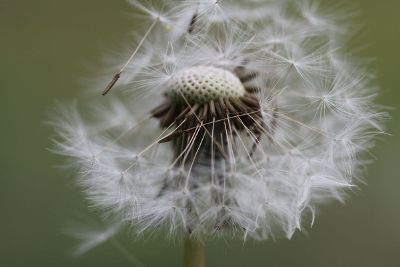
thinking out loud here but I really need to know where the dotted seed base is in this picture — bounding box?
[169,66,246,104]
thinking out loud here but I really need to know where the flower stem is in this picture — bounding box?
[184,236,205,267]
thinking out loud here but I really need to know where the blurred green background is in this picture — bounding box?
[1,1,399,266]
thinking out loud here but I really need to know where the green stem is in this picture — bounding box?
[184,236,205,267]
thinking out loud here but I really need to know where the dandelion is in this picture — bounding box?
[51,0,385,266]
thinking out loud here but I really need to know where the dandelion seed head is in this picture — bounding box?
[52,0,385,244]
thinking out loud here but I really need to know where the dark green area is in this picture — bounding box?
[0,1,399,266]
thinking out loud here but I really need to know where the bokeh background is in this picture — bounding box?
[1,1,399,266]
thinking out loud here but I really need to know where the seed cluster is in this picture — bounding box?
[52,0,383,242]
[152,65,268,165]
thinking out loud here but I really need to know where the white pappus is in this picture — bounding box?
[51,0,385,247]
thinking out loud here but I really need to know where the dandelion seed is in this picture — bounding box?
[102,18,159,95]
